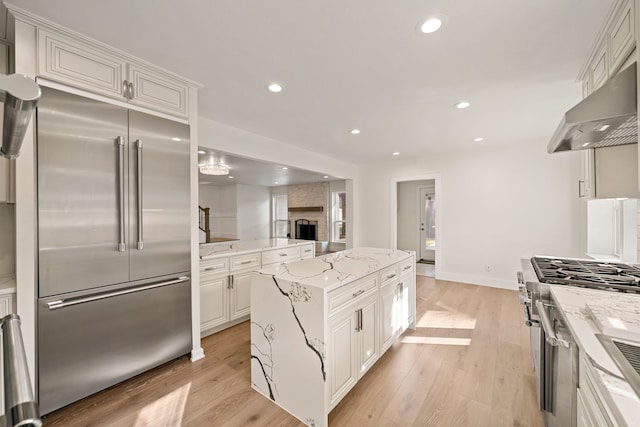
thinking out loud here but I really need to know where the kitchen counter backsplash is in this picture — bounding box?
[199,238,312,259]
[0,275,16,295]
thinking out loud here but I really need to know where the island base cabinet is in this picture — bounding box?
[230,270,251,319]
[199,275,229,331]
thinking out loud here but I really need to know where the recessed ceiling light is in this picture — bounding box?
[454,101,471,109]
[392,152,400,156]
[228,176,234,179]
[473,137,484,142]
[274,181,279,184]
[350,129,361,135]
[420,18,442,34]
[582,142,591,147]
[197,150,206,154]
[323,176,329,179]
[267,82,283,93]
[281,166,288,170]
[171,137,181,141]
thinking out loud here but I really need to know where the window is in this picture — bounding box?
[331,191,346,242]
[272,194,289,238]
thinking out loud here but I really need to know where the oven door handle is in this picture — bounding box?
[535,300,570,348]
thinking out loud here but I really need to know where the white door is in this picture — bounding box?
[419,187,436,262]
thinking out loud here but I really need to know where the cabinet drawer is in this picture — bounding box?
[399,258,414,275]
[262,246,300,266]
[230,252,261,272]
[199,258,229,275]
[300,244,315,259]
[37,28,127,99]
[328,274,378,316]
[379,264,399,288]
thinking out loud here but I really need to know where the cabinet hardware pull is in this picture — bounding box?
[279,253,288,257]
[304,249,311,253]
[386,273,396,279]
[240,260,253,264]
[128,82,134,99]
[136,139,144,250]
[352,289,365,298]
[47,276,189,310]
[122,80,129,99]
[116,136,126,252]
[204,266,217,271]
[403,265,412,270]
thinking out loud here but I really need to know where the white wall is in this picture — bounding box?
[198,183,238,239]
[237,184,271,240]
[0,204,15,276]
[587,199,615,256]
[397,180,434,254]
[357,139,582,289]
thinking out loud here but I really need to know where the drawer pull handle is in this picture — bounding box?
[386,273,397,280]
[403,265,412,270]
[279,253,288,257]
[352,289,365,298]
[240,260,253,265]
[204,267,217,271]
[304,249,312,253]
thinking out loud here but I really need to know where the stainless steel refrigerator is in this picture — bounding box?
[36,87,192,414]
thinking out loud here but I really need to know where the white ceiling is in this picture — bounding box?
[9,0,615,165]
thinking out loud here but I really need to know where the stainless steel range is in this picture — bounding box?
[518,256,640,427]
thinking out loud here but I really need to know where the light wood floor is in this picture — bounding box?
[43,277,545,426]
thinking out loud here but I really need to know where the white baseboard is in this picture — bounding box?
[190,347,205,362]
[435,271,517,290]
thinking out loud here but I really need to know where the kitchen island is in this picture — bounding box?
[199,238,315,336]
[250,247,416,427]
[550,286,640,426]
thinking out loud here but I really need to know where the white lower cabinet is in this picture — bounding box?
[200,274,229,331]
[328,292,378,409]
[379,267,415,353]
[229,270,252,319]
[578,351,619,427]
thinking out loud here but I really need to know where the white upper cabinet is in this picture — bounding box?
[36,26,192,119]
[608,0,635,74]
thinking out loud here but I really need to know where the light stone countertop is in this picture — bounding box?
[0,275,16,296]
[199,238,314,259]
[550,286,640,427]
[258,247,414,292]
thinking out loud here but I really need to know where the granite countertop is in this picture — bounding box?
[258,247,413,292]
[0,275,16,295]
[550,286,640,426]
[200,238,313,259]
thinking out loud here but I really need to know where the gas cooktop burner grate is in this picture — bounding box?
[531,257,640,292]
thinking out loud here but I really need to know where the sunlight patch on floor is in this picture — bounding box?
[416,310,477,329]
[134,382,191,426]
[401,336,471,346]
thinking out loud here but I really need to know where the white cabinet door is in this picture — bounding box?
[0,293,15,317]
[328,309,357,407]
[38,28,127,99]
[608,0,635,74]
[127,65,189,118]
[357,295,378,376]
[300,243,315,259]
[579,149,595,199]
[379,283,397,353]
[397,276,413,334]
[200,275,229,331]
[230,270,252,320]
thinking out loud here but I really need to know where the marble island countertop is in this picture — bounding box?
[200,238,313,259]
[259,247,413,292]
[0,275,16,295]
[550,286,640,426]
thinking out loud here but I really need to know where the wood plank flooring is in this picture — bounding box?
[42,276,545,426]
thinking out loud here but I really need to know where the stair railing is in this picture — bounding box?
[198,206,210,243]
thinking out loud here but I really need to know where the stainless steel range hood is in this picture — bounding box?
[547,62,637,153]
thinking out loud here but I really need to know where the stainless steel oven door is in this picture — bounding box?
[536,300,577,427]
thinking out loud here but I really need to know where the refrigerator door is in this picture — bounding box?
[128,110,190,281]
[38,275,191,415]
[37,87,130,297]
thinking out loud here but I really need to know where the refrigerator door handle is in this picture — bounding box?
[136,139,144,250]
[46,276,189,310]
[117,136,126,252]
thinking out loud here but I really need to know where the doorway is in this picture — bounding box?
[419,185,436,263]
[393,176,440,278]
